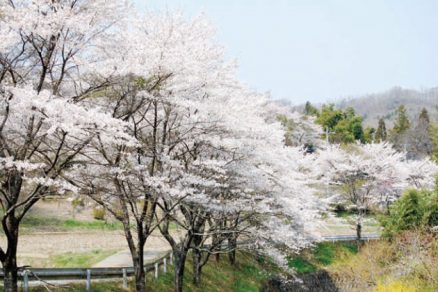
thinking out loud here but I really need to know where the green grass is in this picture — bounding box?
[50,250,118,268]
[62,219,123,230]
[287,241,359,274]
[20,216,124,232]
[314,242,358,266]
[20,216,178,233]
[287,256,317,274]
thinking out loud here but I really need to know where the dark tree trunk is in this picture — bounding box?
[124,221,147,292]
[228,236,237,266]
[356,222,362,248]
[192,249,202,286]
[133,253,146,292]
[3,261,18,292]
[174,251,187,292]
[2,215,20,292]
[228,249,236,266]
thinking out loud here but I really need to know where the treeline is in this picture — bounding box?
[304,101,436,160]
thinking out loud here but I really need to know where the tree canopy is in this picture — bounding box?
[315,105,366,144]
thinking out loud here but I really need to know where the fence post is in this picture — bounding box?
[154,262,159,279]
[86,269,91,292]
[170,252,173,265]
[122,268,128,289]
[163,258,167,273]
[23,270,29,292]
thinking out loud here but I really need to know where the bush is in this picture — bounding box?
[380,189,438,238]
[92,207,106,221]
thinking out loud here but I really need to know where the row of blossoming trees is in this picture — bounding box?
[0,1,437,292]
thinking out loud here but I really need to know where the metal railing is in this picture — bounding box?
[0,252,173,291]
[321,234,380,242]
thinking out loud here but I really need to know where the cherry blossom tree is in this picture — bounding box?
[1,3,325,292]
[317,143,438,243]
[0,1,130,290]
[65,10,241,291]
[155,80,324,289]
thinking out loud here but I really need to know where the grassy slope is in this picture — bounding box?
[146,252,282,292]
[287,241,358,274]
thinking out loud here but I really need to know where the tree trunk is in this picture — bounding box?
[133,254,146,292]
[228,236,237,266]
[174,251,187,292]
[124,221,146,292]
[356,222,362,248]
[3,263,18,292]
[2,216,20,292]
[192,249,202,286]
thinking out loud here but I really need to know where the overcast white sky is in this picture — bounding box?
[134,0,438,104]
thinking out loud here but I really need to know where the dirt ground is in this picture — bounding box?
[0,199,175,267]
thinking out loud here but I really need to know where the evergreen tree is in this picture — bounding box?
[419,108,430,124]
[390,105,411,152]
[375,118,387,142]
[304,101,319,116]
[364,127,376,143]
[392,105,411,135]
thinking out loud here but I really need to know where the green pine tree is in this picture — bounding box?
[375,118,387,142]
[392,105,410,135]
[304,101,319,116]
[418,107,430,125]
[390,105,411,151]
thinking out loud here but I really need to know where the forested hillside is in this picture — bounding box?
[336,87,438,127]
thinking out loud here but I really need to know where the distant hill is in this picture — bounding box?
[336,87,438,127]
